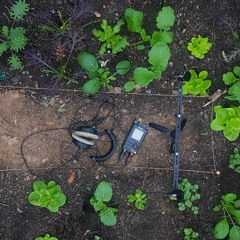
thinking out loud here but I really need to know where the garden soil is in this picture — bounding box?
[0,0,240,240]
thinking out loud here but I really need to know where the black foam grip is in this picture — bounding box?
[91,130,117,162]
[149,122,171,134]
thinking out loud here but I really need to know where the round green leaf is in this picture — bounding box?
[116,60,131,75]
[233,66,240,78]
[214,218,229,239]
[33,180,47,192]
[124,81,135,92]
[199,70,208,79]
[82,78,100,94]
[156,6,175,31]
[133,67,155,87]
[229,118,240,130]
[94,181,113,202]
[210,119,225,131]
[28,191,41,206]
[222,193,237,203]
[230,225,240,240]
[223,126,239,141]
[77,52,98,72]
[100,208,117,226]
[234,200,240,208]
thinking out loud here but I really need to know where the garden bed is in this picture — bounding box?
[0,0,240,240]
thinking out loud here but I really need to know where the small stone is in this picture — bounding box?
[168,62,173,67]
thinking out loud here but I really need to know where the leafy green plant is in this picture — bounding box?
[77,51,131,94]
[213,193,240,240]
[127,189,147,210]
[183,228,199,240]
[187,35,212,59]
[0,0,30,69]
[170,178,200,214]
[35,234,58,240]
[183,69,211,96]
[28,180,67,212]
[210,105,240,141]
[90,181,118,226]
[228,148,240,173]
[222,66,240,102]
[92,19,128,55]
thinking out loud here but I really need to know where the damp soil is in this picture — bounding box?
[0,0,240,240]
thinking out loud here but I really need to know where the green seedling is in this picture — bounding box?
[183,69,211,96]
[127,189,147,210]
[170,178,200,214]
[223,66,240,102]
[187,35,212,59]
[213,193,240,240]
[0,0,30,69]
[183,228,199,240]
[92,19,128,55]
[90,181,118,226]
[35,234,58,240]
[210,105,240,141]
[228,148,240,173]
[28,180,67,212]
[77,51,131,94]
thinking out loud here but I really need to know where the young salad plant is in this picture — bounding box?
[28,180,67,212]
[123,6,175,92]
[210,105,240,141]
[90,181,118,226]
[0,0,30,69]
[228,148,240,173]
[183,69,211,96]
[170,178,200,214]
[35,234,58,240]
[77,51,131,94]
[213,193,240,240]
[187,35,212,59]
[183,228,199,240]
[222,66,240,102]
[92,19,128,55]
[127,189,147,210]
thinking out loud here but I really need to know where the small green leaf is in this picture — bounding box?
[124,81,135,92]
[222,193,237,203]
[82,78,100,94]
[100,208,117,226]
[233,66,240,78]
[94,181,113,202]
[116,60,131,75]
[234,200,240,208]
[10,0,30,21]
[8,55,22,70]
[223,72,238,85]
[214,218,229,239]
[133,67,155,87]
[156,6,175,31]
[223,126,239,141]
[77,52,98,72]
[229,118,240,130]
[125,8,143,33]
[229,225,240,240]
[33,181,47,192]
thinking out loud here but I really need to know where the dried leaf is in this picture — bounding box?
[67,172,77,184]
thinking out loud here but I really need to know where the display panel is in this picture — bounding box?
[131,128,143,141]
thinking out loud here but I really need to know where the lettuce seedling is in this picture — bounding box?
[183,228,199,240]
[28,180,67,213]
[127,189,147,210]
[210,105,240,141]
[183,69,211,96]
[170,178,200,214]
[0,0,30,69]
[90,181,118,226]
[35,234,58,240]
[92,19,128,55]
[223,66,240,102]
[228,148,240,173]
[187,35,212,59]
[213,193,240,240]
[77,51,131,94]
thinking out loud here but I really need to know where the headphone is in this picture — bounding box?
[72,126,117,162]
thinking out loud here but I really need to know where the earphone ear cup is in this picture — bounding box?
[91,130,117,161]
[74,131,99,140]
[72,126,97,149]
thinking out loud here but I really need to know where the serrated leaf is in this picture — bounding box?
[223,72,238,85]
[82,78,100,94]
[214,218,229,239]
[94,181,113,202]
[2,26,9,37]
[125,8,143,33]
[111,37,128,54]
[77,52,98,72]
[133,67,155,87]
[10,0,30,21]
[156,6,175,31]
[113,20,124,34]
[233,66,240,78]
[10,35,27,52]
[116,60,131,75]
[8,55,22,70]
[0,42,9,55]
